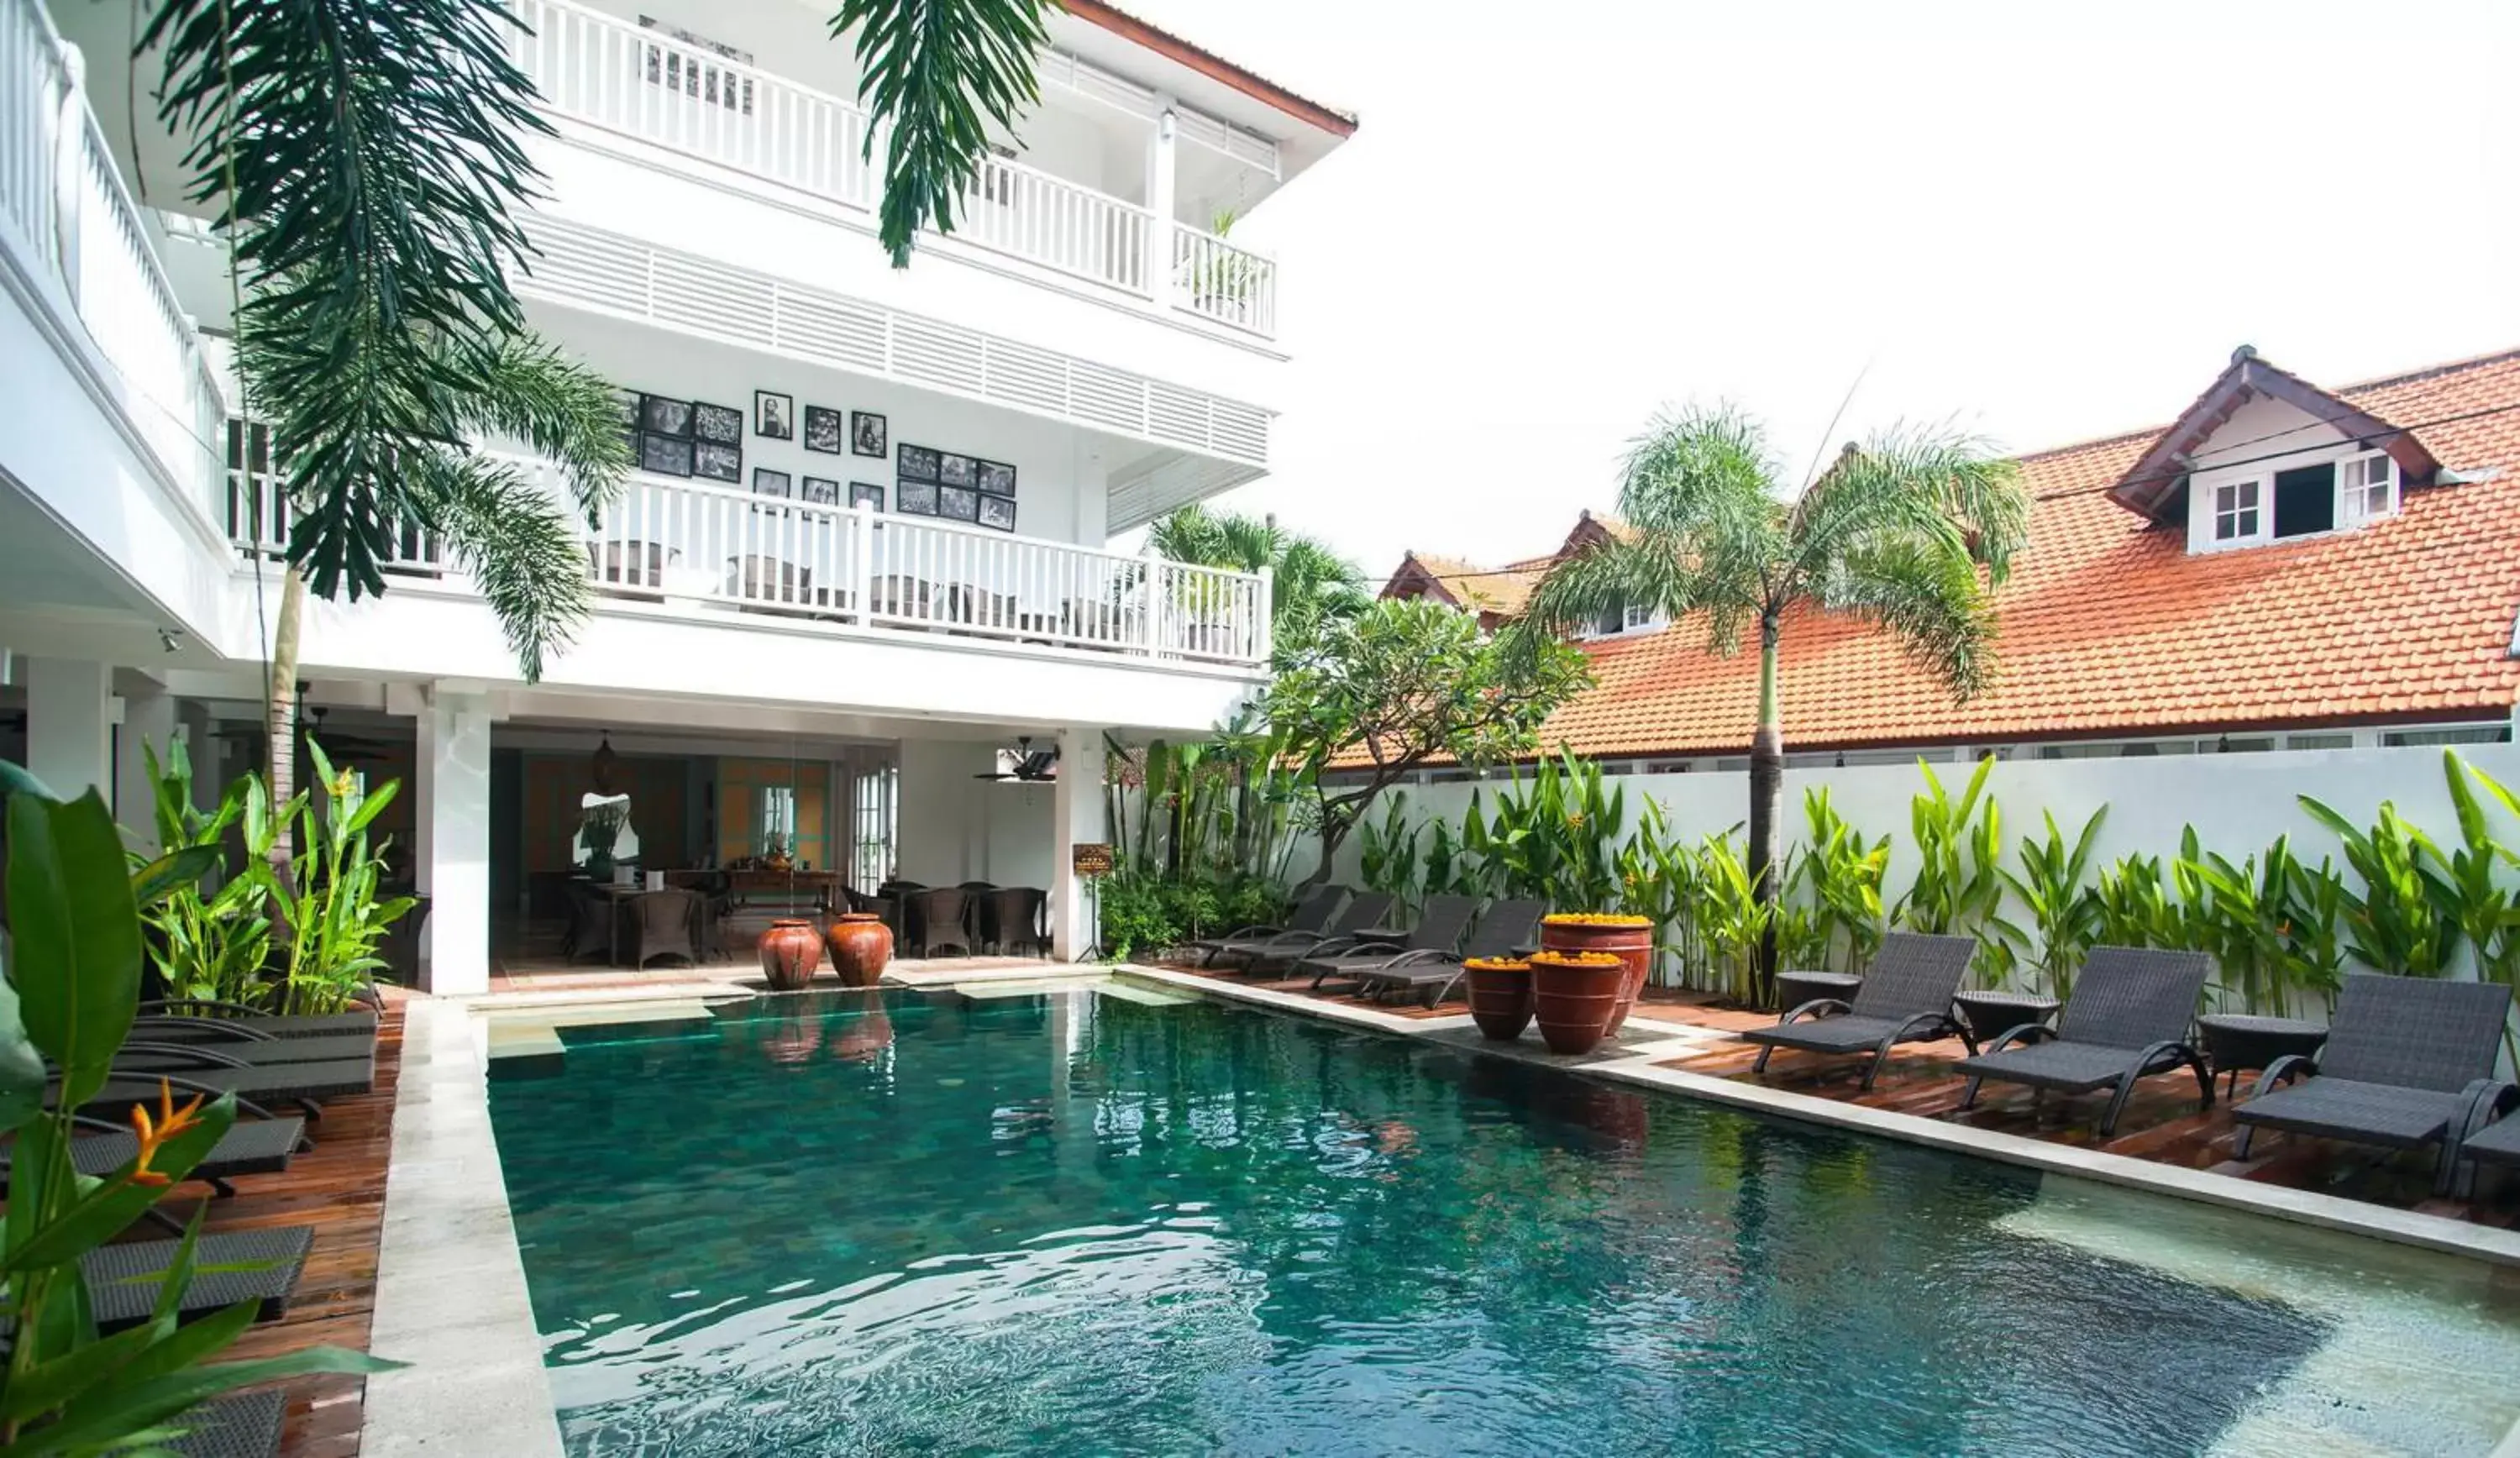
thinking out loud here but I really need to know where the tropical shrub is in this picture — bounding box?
[1992,807,2105,999]
[136,740,277,1007]
[1793,789,1890,975]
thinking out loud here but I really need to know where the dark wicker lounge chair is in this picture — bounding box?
[1953,947,2213,1135]
[169,1388,287,1458]
[83,1225,312,1332]
[1299,894,1480,994]
[2460,1098,2520,1193]
[1189,884,1348,968]
[1737,933,1978,1090]
[2234,973,2512,1194]
[1349,898,1549,1007]
[85,1051,375,1120]
[0,1114,310,1231]
[127,1021,374,1066]
[137,999,378,1041]
[1238,893,1397,974]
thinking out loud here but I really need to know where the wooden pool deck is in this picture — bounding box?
[1156,960,2520,1232]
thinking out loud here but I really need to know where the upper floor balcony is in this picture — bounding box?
[508,0,1299,343]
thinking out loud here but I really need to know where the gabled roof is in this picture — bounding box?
[1515,345,2520,760]
[2108,345,2441,521]
[1379,513,1631,621]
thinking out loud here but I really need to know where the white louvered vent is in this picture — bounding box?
[1145,384,1210,448]
[1067,363,1144,433]
[1042,48,1158,120]
[1174,107,1281,179]
[982,338,1068,414]
[526,227,649,313]
[774,292,888,372]
[653,253,774,339]
[1210,403,1269,464]
[890,317,988,395]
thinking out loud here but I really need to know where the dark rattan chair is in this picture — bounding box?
[980,886,1047,956]
[1352,897,1548,1007]
[2234,973,2512,1194]
[132,999,376,1040]
[1190,885,1348,968]
[2460,1097,2520,1193]
[168,1388,287,1458]
[1238,893,1398,975]
[1300,894,1481,993]
[564,885,615,963]
[911,886,973,957]
[82,1225,312,1332]
[1952,947,2213,1135]
[1738,933,1980,1090]
[632,888,702,968]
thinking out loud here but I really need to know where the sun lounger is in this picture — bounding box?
[128,1022,375,1067]
[1737,934,1978,1090]
[1,1114,311,1232]
[1953,947,2212,1135]
[84,1052,374,1120]
[82,1225,313,1332]
[138,998,379,1041]
[1238,893,1398,974]
[1189,884,1350,968]
[169,1388,287,1458]
[2234,973,2511,1194]
[1299,894,1480,994]
[1349,899,1549,1007]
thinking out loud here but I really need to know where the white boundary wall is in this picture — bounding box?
[1313,743,2520,923]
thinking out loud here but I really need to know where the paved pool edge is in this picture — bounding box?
[361,996,567,1457]
[1116,966,2520,1271]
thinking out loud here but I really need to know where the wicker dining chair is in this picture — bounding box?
[910,887,973,957]
[632,889,703,969]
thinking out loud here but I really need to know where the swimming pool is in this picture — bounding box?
[487,985,2520,1455]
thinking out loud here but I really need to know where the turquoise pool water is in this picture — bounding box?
[488,987,2520,1456]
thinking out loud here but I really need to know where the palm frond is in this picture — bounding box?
[831,0,1054,266]
[1824,533,2001,700]
[407,454,595,684]
[439,335,632,522]
[1793,425,2027,589]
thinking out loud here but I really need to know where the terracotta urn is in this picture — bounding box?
[1529,950,1628,1056]
[822,911,894,988]
[1541,915,1655,1032]
[759,918,823,991]
[1462,957,1535,1041]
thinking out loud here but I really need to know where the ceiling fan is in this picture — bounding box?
[974,736,1058,783]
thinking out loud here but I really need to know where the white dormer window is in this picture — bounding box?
[2342,453,2397,522]
[1623,601,1656,632]
[2212,479,2261,542]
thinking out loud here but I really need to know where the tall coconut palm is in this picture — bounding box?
[144,0,630,855]
[1512,406,2029,997]
[1150,504,1371,661]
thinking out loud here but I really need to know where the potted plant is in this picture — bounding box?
[1541,912,1655,1031]
[1462,956,1534,1041]
[1527,949,1628,1055]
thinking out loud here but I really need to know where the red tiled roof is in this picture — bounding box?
[1536,348,2520,758]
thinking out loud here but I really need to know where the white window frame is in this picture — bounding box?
[2339,451,2398,525]
[2209,477,2265,546]
[2191,445,2402,553]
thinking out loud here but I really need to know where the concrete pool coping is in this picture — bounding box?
[1113,965,2520,1272]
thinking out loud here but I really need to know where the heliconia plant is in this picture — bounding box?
[1894,757,2005,940]
[1992,806,2107,999]
[2297,794,2460,978]
[1793,789,1890,975]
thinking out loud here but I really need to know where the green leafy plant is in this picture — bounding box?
[0,774,393,1450]
[1357,795,1425,917]
[261,742,415,1015]
[1792,788,1890,974]
[1991,806,2105,999]
[134,740,277,1007]
[1894,758,2007,960]
[1465,749,1627,912]
[1694,831,1772,1007]
[2297,795,2460,978]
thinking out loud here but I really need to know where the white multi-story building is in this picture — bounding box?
[0,0,1353,989]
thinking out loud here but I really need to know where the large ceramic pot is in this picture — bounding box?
[759,918,823,991]
[1541,915,1655,1032]
[822,911,895,988]
[1529,951,1627,1056]
[1462,957,1535,1041]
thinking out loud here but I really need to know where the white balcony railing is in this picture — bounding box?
[228,438,1271,668]
[506,0,1273,334]
[1172,224,1276,336]
[1,0,226,522]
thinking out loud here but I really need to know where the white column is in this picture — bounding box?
[176,701,218,813]
[415,688,495,995]
[114,683,176,844]
[24,658,113,803]
[1050,725,1108,962]
[1146,107,1178,309]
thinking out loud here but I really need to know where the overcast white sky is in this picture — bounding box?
[1122,0,2520,575]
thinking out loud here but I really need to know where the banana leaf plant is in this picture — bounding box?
[1793,788,1890,974]
[135,741,277,1008]
[1992,806,2106,999]
[0,773,393,1452]
[2297,794,2460,978]
[259,742,414,1016]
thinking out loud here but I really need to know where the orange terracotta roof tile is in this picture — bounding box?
[1522,348,2520,759]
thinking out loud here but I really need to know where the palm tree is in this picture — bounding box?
[144,0,630,852]
[1150,504,1372,660]
[1513,405,2029,994]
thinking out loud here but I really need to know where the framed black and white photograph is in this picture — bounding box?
[975,459,1016,496]
[640,396,692,438]
[896,479,938,516]
[693,440,742,483]
[801,476,839,505]
[897,444,940,482]
[849,482,885,511]
[938,453,976,488]
[976,492,1016,532]
[937,484,979,522]
[752,467,792,498]
[754,391,793,440]
[802,406,843,454]
[615,392,641,430]
[639,433,694,477]
[852,411,888,457]
[691,401,743,445]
